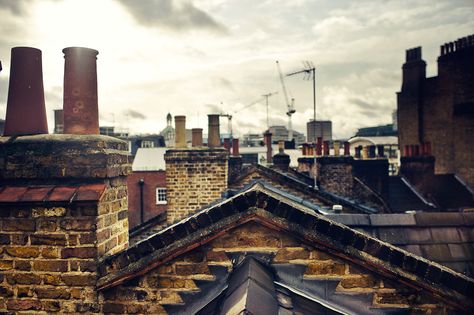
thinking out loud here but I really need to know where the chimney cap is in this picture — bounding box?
[62,47,99,56]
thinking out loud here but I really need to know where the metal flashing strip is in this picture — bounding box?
[400,177,436,208]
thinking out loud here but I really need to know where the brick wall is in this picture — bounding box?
[164,148,228,224]
[100,222,450,314]
[316,156,354,197]
[0,134,131,313]
[127,171,167,229]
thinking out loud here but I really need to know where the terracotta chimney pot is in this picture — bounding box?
[208,114,220,148]
[62,47,99,135]
[4,47,48,136]
[192,128,203,147]
[174,116,186,148]
[232,138,240,156]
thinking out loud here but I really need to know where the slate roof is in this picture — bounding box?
[0,183,106,204]
[231,164,380,214]
[326,212,474,277]
[428,174,474,210]
[98,182,474,311]
[387,176,433,212]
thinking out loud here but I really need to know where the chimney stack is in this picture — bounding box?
[174,115,186,148]
[273,140,290,172]
[264,131,272,164]
[62,47,99,135]
[192,128,203,147]
[4,47,48,136]
[208,114,220,148]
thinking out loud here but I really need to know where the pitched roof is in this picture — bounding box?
[98,182,474,310]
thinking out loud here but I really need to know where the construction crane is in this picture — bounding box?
[220,92,277,138]
[276,60,296,141]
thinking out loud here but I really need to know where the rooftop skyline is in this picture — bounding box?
[0,0,473,138]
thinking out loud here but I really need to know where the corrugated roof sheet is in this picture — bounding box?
[132,147,167,171]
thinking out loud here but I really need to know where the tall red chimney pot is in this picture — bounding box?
[316,137,322,156]
[232,138,240,156]
[62,47,99,135]
[4,47,48,136]
[343,142,350,156]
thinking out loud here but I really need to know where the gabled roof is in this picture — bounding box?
[231,164,380,214]
[98,183,474,310]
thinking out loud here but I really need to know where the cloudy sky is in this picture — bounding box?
[0,0,473,139]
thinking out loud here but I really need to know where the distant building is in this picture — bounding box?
[127,148,167,229]
[397,34,474,188]
[307,120,332,142]
[267,125,306,145]
[355,124,397,137]
[159,113,175,147]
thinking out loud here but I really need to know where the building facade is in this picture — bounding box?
[397,34,474,187]
[307,120,332,143]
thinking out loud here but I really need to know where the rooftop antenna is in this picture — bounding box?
[287,61,317,188]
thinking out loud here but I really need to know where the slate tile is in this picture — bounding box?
[353,228,376,237]
[377,228,409,244]
[405,228,433,244]
[415,213,464,226]
[447,244,467,260]
[369,213,416,226]
[458,228,474,242]
[325,214,370,226]
[401,245,422,257]
[420,244,451,262]
[430,228,461,243]
[461,213,474,226]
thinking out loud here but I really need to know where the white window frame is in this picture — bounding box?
[142,140,155,148]
[156,187,167,205]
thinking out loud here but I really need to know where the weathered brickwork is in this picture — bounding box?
[316,156,354,197]
[398,36,474,188]
[0,189,127,313]
[101,222,451,314]
[164,148,228,224]
[0,134,131,313]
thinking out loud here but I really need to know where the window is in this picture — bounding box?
[156,188,167,205]
[141,140,155,148]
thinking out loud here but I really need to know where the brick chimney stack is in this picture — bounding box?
[63,47,99,135]
[273,140,290,172]
[165,115,229,224]
[4,47,48,136]
[0,47,132,313]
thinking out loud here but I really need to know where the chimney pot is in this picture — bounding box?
[208,114,220,148]
[62,47,99,135]
[355,146,362,159]
[264,131,272,164]
[361,146,368,159]
[323,141,330,156]
[175,116,186,148]
[4,47,48,136]
[223,138,231,152]
[368,145,376,158]
[377,145,385,158]
[333,141,340,156]
[232,138,240,156]
[191,128,203,147]
[343,142,350,156]
[316,137,322,156]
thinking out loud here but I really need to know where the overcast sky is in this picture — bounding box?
[0,0,473,138]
